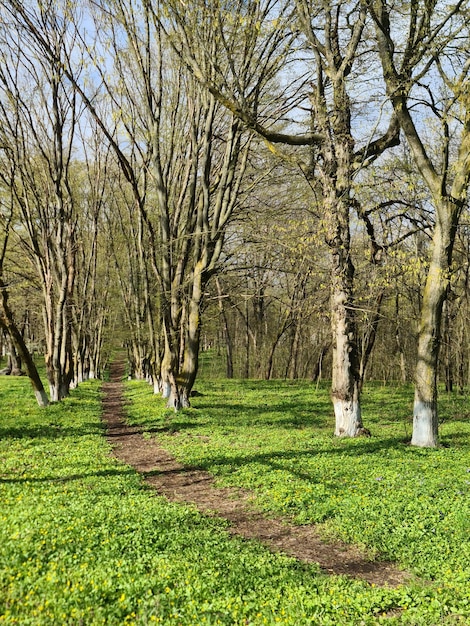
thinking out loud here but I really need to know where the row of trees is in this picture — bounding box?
[0,0,469,447]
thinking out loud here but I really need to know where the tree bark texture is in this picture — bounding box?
[411,212,457,446]
[329,207,364,437]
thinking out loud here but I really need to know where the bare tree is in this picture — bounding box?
[82,1,254,407]
[0,2,86,400]
[0,187,49,405]
[159,0,399,434]
[71,123,114,385]
[371,0,470,446]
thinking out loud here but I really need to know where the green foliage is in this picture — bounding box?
[126,379,470,624]
[0,376,406,625]
[3,374,470,623]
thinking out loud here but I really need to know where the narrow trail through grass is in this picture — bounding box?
[103,361,410,588]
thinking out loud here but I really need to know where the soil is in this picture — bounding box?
[102,361,411,588]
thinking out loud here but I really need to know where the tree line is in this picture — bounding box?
[0,0,469,448]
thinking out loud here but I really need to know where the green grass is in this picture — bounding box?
[125,378,470,624]
[2,374,470,624]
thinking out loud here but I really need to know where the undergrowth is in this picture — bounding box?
[125,378,470,625]
[1,373,470,624]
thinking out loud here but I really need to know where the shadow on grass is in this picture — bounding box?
[186,437,407,485]
[0,422,106,440]
[193,400,331,429]
[127,420,213,436]
[439,431,470,445]
[0,467,136,484]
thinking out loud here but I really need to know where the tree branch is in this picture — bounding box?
[353,114,401,169]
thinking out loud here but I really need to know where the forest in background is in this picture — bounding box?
[0,0,469,447]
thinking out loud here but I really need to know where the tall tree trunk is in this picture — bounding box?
[7,338,22,375]
[411,213,455,447]
[321,195,365,437]
[330,227,364,436]
[179,295,201,407]
[48,270,70,402]
[161,315,182,411]
[178,261,207,407]
[372,0,470,445]
[216,277,233,378]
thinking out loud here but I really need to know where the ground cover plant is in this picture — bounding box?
[125,377,470,624]
[0,374,425,625]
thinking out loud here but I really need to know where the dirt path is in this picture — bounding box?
[102,362,410,588]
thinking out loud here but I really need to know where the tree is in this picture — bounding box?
[210,162,330,381]
[371,0,470,445]
[1,0,256,408]
[352,145,434,387]
[71,126,114,385]
[160,0,399,434]
[87,1,254,407]
[0,1,86,401]
[104,162,158,383]
[0,191,49,405]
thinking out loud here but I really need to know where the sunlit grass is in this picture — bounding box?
[126,378,470,624]
[0,374,427,625]
[3,371,470,624]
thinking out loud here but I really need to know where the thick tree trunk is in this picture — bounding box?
[328,199,365,437]
[178,261,207,406]
[7,340,23,375]
[331,275,364,436]
[308,55,368,437]
[179,297,201,407]
[411,219,452,447]
[160,324,182,410]
[372,4,470,444]
[44,254,73,402]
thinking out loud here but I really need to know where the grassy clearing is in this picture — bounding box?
[1,374,470,624]
[125,378,470,624]
[0,376,411,625]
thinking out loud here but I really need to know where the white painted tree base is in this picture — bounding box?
[161,381,171,399]
[49,384,59,403]
[411,401,439,447]
[34,389,49,407]
[333,399,364,437]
